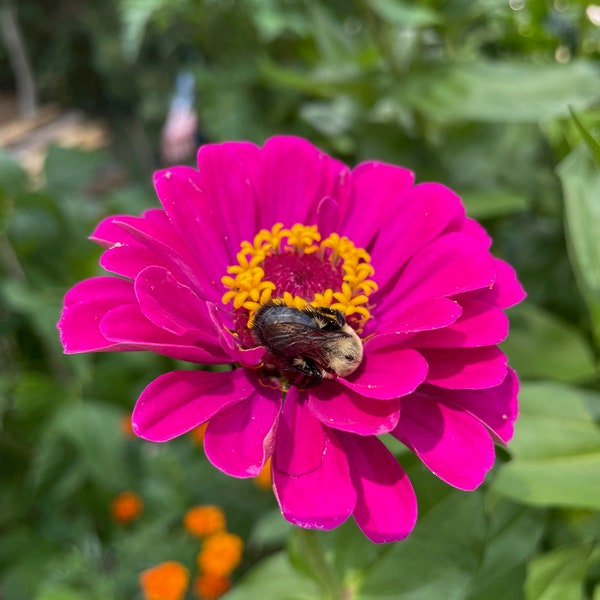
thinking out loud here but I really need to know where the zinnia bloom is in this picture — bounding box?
[58,136,525,543]
[197,532,244,577]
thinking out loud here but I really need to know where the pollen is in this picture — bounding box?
[221,223,377,332]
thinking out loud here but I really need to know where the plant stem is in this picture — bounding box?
[295,528,342,600]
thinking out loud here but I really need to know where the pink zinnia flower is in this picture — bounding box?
[58,136,525,543]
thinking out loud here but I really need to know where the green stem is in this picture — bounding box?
[295,528,342,600]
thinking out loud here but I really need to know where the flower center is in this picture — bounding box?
[221,223,377,388]
[222,223,377,332]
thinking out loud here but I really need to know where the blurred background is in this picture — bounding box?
[1,0,600,598]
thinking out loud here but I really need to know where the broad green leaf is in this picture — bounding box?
[403,61,600,123]
[356,490,486,599]
[492,382,600,509]
[557,144,600,345]
[461,189,528,219]
[502,304,596,383]
[525,544,593,600]
[569,108,600,168]
[465,501,545,600]
[119,0,168,62]
[223,552,320,600]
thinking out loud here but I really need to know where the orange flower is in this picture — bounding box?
[190,422,208,446]
[197,532,243,577]
[111,491,143,524]
[120,414,135,437]
[139,561,190,600]
[184,505,226,537]
[254,456,272,490]
[193,572,231,600]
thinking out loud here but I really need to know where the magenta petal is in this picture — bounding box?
[337,432,417,543]
[484,258,526,308]
[339,343,427,399]
[134,266,218,347]
[273,427,356,530]
[203,384,282,477]
[393,393,495,490]
[100,304,228,363]
[422,346,508,389]
[372,182,465,283]
[274,387,326,476]
[341,161,414,248]
[132,368,254,441]
[59,277,136,353]
[308,381,401,435]
[384,232,495,312]
[258,136,335,225]
[369,298,462,342]
[411,299,509,348]
[420,369,519,444]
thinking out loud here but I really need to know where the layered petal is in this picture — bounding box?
[204,384,281,477]
[393,392,495,490]
[133,369,255,441]
[273,424,356,530]
[337,432,417,543]
[308,381,401,435]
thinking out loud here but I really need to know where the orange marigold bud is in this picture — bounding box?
[183,505,226,537]
[254,456,272,490]
[139,561,190,600]
[190,422,208,446]
[197,532,244,577]
[111,491,143,524]
[193,572,231,600]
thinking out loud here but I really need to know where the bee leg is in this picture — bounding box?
[290,357,324,383]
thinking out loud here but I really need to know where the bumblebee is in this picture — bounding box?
[251,301,363,386]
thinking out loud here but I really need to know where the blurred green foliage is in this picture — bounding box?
[1,0,600,598]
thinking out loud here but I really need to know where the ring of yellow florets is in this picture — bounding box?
[221,223,377,334]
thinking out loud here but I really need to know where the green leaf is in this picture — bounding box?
[357,489,486,599]
[569,108,600,168]
[492,382,600,510]
[403,61,600,123]
[465,501,545,600]
[223,552,320,600]
[557,144,600,345]
[502,304,596,383]
[525,543,593,600]
[119,0,169,62]
[365,0,439,28]
[461,189,529,219]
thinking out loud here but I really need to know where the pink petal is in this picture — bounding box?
[336,432,417,543]
[379,232,496,314]
[393,392,496,490]
[341,161,414,248]
[308,381,401,435]
[153,167,233,283]
[132,368,254,441]
[420,369,519,444]
[273,426,356,530]
[459,217,492,249]
[410,299,509,348]
[134,266,218,348]
[422,346,508,389]
[371,182,465,284]
[100,304,228,363]
[257,136,338,226]
[274,387,326,476]
[483,258,526,308]
[203,384,282,477]
[338,342,427,400]
[368,298,462,342]
[59,277,136,353]
[195,141,261,250]
[63,276,134,307]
